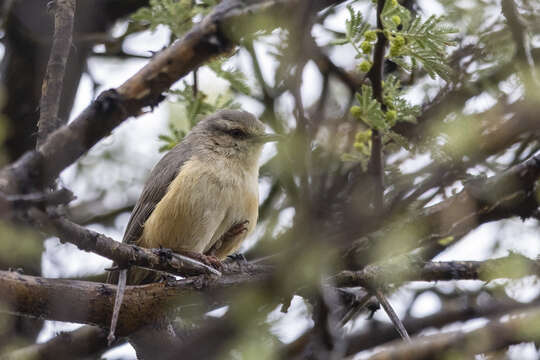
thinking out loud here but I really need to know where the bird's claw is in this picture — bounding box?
[226,220,249,238]
[227,252,247,263]
[178,250,224,272]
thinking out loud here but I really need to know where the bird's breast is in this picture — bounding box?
[138,157,259,256]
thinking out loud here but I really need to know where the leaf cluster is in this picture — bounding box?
[383,1,457,80]
[382,75,419,125]
[208,58,251,96]
[132,0,218,38]
[331,5,370,48]
[351,85,386,130]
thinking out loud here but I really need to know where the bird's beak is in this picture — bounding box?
[255,133,283,143]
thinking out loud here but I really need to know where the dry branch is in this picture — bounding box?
[29,209,221,277]
[335,253,540,288]
[0,264,269,335]
[36,0,76,148]
[345,295,540,355]
[2,253,537,334]
[365,306,540,360]
[0,326,112,360]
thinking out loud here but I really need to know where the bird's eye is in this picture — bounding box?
[227,129,247,139]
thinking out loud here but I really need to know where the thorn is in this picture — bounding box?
[374,289,410,342]
[108,269,127,346]
[339,292,372,326]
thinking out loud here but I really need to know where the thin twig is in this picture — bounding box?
[374,289,410,342]
[36,0,76,148]
[193,68,199,96]
[0,188,74,208]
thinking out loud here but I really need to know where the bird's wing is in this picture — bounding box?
[122,142,193,245]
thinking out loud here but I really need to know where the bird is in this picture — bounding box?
[108,109,278,285]
[106,109,278,344]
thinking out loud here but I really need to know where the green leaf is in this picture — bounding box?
[351,85,386,130]
[330,37,350,46]
[381,0,411,31]
[382,75,420,125]
[336,5,370,53]
[388,15,458,80]
[208,59,251,95]
[131,0,218,38]
[386,130,411,150]
[157,134,174,142]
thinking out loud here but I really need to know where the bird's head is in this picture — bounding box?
[190,109,280,164]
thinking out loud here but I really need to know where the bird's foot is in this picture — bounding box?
[178,250,223,272]
[227,252,247,263]
[224,220,249,239]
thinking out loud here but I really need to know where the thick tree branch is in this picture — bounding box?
[36,0,76,148]
[3,253,538,334]
[0,263,269,334]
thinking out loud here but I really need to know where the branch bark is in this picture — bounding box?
[0,264,269,335]
[335,253,540,288]
[36,0,76,148]
[2,253,537,334]
[0,326,114,360]
[28,209,222,277]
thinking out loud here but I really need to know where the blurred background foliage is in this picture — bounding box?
[0,0,540,359]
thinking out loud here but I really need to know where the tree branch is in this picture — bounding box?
[346,294,540,355]
[501,0,530,65]
[365,306,540,360]
[335,253,540,289]
[36,0,76,148]
[0,326,117,360]
[28,209,221,277]
[0,264,269,334]
[366,0,388,213]
[3,252,537,336]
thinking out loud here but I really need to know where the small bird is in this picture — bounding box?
[109,109,278,285]
[106,110,278,343]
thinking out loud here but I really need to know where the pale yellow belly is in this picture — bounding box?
[138,158,258,258]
